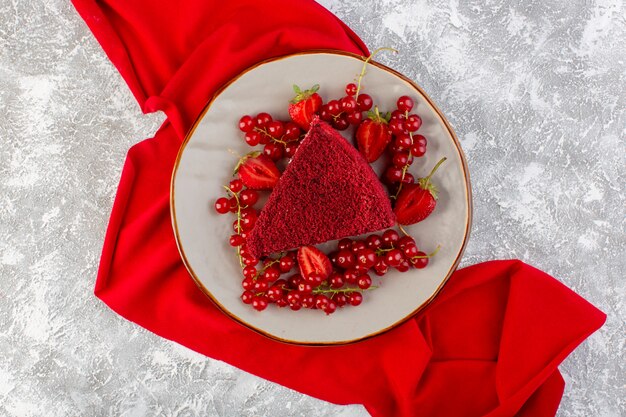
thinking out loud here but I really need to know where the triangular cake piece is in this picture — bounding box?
[247,117,395,258]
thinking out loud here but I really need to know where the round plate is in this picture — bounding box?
[171,51,471,345]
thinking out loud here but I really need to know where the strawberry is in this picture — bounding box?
[236,152,281,190]
[394,157,447,225]
[288,84,323,130]
[355,107,392,162]
[297,245,332,279]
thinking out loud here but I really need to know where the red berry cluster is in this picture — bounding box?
[237,248,367,315]
[329,230,433,281]
[214,52,442,314]
[318,83,373,130]
[383,96,428,197]
[238,113,304,161]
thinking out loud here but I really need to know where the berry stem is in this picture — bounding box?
[424,157,447,183]
[312,286,378,296]
[355,47,398,98]
[412,245,441,259]
[223,185,245,268]
[393,110,416,199]
[398,224,410,237]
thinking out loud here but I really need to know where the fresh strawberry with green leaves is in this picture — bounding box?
[355,107,392,163]
[288,84,323,130]
[394,157,446,224]
[236,152,281,190]
[297,245,332,279]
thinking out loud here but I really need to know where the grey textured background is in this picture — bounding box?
[1,0,624,416]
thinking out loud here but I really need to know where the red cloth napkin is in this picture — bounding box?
[73,1,605,415]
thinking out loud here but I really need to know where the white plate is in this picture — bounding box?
[171,51,471,344]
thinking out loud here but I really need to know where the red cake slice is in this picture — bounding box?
[247,117,395,258]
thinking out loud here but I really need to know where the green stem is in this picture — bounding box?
[355,47,398,97]
[424,157,447,184]
[223,185,245,268]
[412,245,441,259]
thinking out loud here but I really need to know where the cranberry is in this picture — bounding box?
[392,152,410,168]
[315,294,330,309]
[356,248,377,269]
[348,292,363,306]
[241,291,254,304]
[264,142,284,161]
[229,179,243,193]
[267,286,283,301]
[385,249,404,267]
[240,216,256,232]
[385,166,404,183]
[343,269,360,284]
[306,272,324,287]
[338,238,353,251]
[402,173,415,184]
[255,112,272,127]
[287,292,302,307]
[403,244,419,258]
[228,197,238,213]
[329,273,344,288]
[284,141,300,158]
[229,234,245,247]
[411,251,429,269]
[243,256,258,266]
[252,296,269,311]
[254,279,269,292]
[275,298,289,308]
[297,282,313,294]
[395,133,412,150]
[382,230,400,247]
[345,83,358,96]
[319,105,332,121]
[241,278,254,290]
[214,197,230,214]
[389,119,406,135]
[357,274,372,289]
[351,240,367,254]
[287,274,302,289]
[366,235,383,250]
[347,111,363,125]
[263,266,280,281]
[397,236,416,249]
[333,115,350,131]
[243,265,257,279]
[396,259,411,272]
[340,96,358,113]
[334,293,347,307]
[301,294,315,308]
[323,300,337,315]
[405,114,422,132]
[414,134,427,147]
[357,94,373,111]
[284,122,301,141]
[239,189,259,206]
[411,144,427,157]
[267,120,285,139]
[373,258,389,276]
[279,255,295,273]
[238,115,255,132]
[327,100,341,116]
[273,279,289,290]
[244,131,261,146]
[391,109,406,120]
[397,96,414,112]
[335,250,356,269]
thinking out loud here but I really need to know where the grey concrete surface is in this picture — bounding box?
[0,0,624,416]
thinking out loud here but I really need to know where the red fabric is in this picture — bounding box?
[72,1,605,416]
